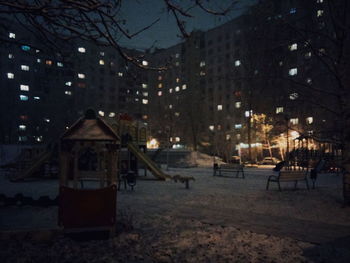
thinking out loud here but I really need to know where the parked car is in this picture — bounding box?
[260,157,280,165]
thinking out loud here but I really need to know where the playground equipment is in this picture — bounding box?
[58,109,119,236]
[4,144,58,182]
[107,113,194,188]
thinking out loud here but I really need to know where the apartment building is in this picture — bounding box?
[147,0,344,158]
[0,19,149,144]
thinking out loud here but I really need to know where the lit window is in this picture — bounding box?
[109,112,115,117]
[100,51,105,56]
[226,135,231,140]
[289,93,299,100]
[158,91,162,96]
[175,53,180,58]
[78,47,86,53]
[235,124,242,129]
[279,61,283,66]
[200,71,206,76]
[289,43,298,51]
[7,73,14,79]
[306,78,312,84]
[37,58,41,63]
[21,45,30,51]
[142,99,148,104]
[306,117,313,124]
[169,88,173,93]
[245,110,252,117]
[175,86,180,92]
[9,32,16,39]
[142,83,148,89]
[36,49,40,53]
[176,78,180,83]
[19,95,28,101]
[18,136,27,142]
[20,84,29,91]
[158,83,163,88]
[21,65,29,71]
[289,68,298,76]
[78,73,85,79]
[118,72,123,77]
[319,48,326,55]
[200,61,206,67]
[143,92,148,97]
[8,53,14,59]
[209,125,214,131]
[237,134,241,140]
[217,105,223,111]
[45,60,52,66]
[33,96,40,100]
[317,10,324,17]
[290,8,296,14]
[317,0,323,3]
[65,91,72,95]
[98,111,104,117]
[19,115,28,120]
[290,118,299,125]
[305,52,312,59]
[99,59,105,65]
[57,62,63,67]
[276,107,284,114]
[169,105,173,109]
[142,60,148,66]
[235,102,241,108]
[182,84,187,90]
[235,60,241,67]
[135,98,139,102]
[19,125,26,131]
[65,81,72,86]
[158,76,162,81]
[35,136,43,142]
[175,112,180,117]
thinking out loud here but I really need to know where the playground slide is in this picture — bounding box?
[12,151,52,181]
[127,143,171,180]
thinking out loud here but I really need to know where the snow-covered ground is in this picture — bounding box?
[1,165,350,262]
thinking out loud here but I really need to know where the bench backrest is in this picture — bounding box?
[279,171,306,180]
[220,164,243,169]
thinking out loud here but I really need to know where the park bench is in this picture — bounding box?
[172,175,195,189]
[213,163,245,178]
[266,170,309,191]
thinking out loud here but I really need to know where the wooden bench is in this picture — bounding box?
[266,170,309,191]
[213,163,245,178]
[172,175,195,189]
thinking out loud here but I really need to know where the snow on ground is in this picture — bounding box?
[1,164,350,262]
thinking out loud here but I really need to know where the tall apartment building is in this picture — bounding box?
[0,18,150,144]
[147,0,346,159]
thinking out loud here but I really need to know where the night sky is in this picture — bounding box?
[118,0,256,50]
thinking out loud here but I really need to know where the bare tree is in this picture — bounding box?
[0,0,238,69]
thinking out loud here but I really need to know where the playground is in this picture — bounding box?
[0,111,349,262]
[1,165,350,262]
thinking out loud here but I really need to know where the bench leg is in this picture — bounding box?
[305,178,310,190]
[242,170,245,179]
[294,180,298,189]
[278,181,282,191]
[266,179,270,190]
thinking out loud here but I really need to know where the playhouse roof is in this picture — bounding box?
[61,110,120,142]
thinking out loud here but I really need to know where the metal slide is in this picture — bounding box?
[11,151,52,181]
[127,143,171,180]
